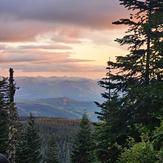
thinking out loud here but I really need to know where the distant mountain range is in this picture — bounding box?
[16,97,99,121]
[15,77,104,121]
[15,77,103,102]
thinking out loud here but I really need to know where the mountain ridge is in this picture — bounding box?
[16,96,99,121]
[15,76,103,102]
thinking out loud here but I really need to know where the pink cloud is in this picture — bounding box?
[0,0,128,42]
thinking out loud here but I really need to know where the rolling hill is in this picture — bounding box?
[16,97,99,121]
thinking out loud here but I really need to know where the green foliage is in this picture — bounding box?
[95,96,124,162]
[16,114,42,163]
[71,114,95,163]
[96,0,163,162]
[8,103,19,163]
[152,121,163,162]
[118,141,156,163]
[0,78,9,155]
[153,121,163,150]
[45,135,59,163]
[0,69,19,163]
[26,114,42,163]
[0,108,9,154]
[16,125,30,163]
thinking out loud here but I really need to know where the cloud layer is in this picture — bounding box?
[0,0,127,42]
[0,0,125,26]
[0,0,127,78]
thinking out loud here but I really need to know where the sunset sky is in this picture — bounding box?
[0,0,129,79]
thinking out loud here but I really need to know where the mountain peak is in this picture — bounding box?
[56,97,76,104]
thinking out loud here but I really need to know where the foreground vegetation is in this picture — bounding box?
[95,0,163,162]
[20,117,80,163]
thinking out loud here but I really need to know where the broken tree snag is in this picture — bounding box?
[9,68,15,103]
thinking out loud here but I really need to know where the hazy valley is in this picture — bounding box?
[15,77,103,121]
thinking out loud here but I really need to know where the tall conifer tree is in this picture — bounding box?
[45,135,59,163]
[71,114,95,163]
[16,114,42,163]
[0,68,19,161]
[0,78,10,156]
[7,68,19,163]
[26,114,42,163]
[15,125,29,163]
[96,95,123,163]
[96,0,163,162]
[112,0,163,129]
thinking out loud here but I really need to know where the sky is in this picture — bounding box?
[0,0,129,79]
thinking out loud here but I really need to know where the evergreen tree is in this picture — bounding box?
[96,0,163,162]
[153,125,163,162]
[45,135,58,163]
[0,68,19,161]
[26,114,42,163]
[71,114,95,163]
[108,0,163,128]
[96,95,123,163]
[15,125,29,163]
[7,68,19,163]
[16,114,42,163]
[0,78,10,156]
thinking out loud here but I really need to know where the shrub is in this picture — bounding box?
[118,141,157,163]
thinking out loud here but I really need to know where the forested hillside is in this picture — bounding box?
[20,117,80,163]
